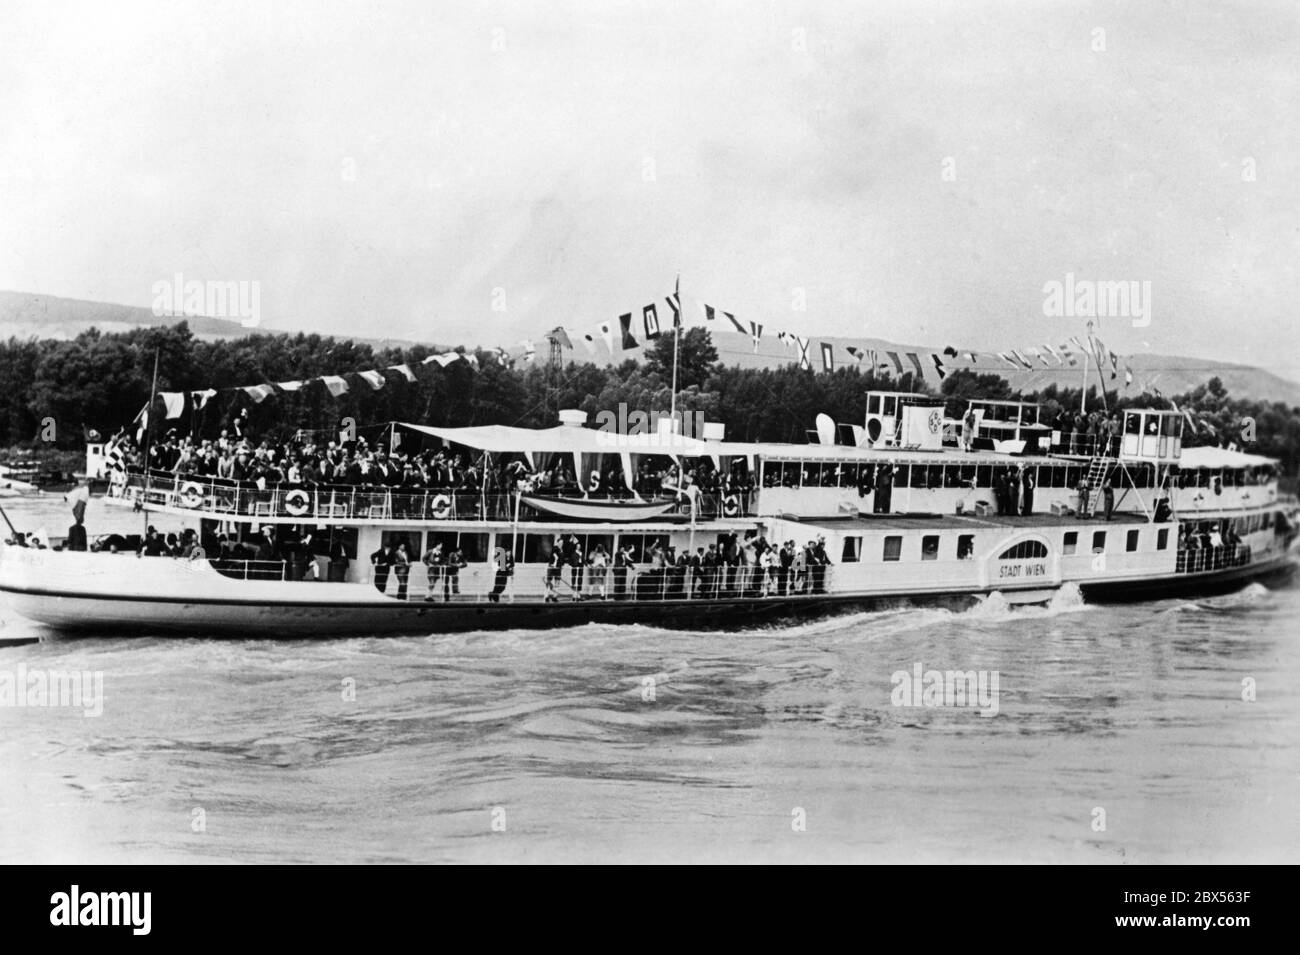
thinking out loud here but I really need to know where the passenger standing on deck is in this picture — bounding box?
[779,540,795,594]
[544,546,562,602]
[702,544,721,598]
[811,536,831,594]
[1007,468,1021,517]
[444,545,465,599]
[422,542,444,601]
[488,545,512,602]
[1102,477,1115,521]
[962,408,977,452]
[1076,475,1090,518]
[1021,466,1035,515]
[589,544,610,599]
[392,541,411,600]
[874,464,893,514]
[370,541,393,593]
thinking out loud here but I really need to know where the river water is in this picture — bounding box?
[1,494,1297,863]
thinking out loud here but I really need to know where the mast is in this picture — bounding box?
[141,346,160,534]
[669,273,681,431]
[1079,330,1089,415]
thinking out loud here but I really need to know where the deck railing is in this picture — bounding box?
[109,470,758,523]
[1174,543,1252,574]
[199,556,833,602]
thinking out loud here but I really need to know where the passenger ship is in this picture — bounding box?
[0,391,1295,636]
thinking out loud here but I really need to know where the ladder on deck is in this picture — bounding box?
[1082,454,1113,514]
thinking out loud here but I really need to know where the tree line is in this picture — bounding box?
[1,322,1297,475]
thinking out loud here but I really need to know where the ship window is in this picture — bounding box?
[957,534,974,560]
[943,465,962,488]
[1063,531,1078,555]
[1125,414,1140,434]
[959,464,977,486]
[840,463,858,486]
[921,535,940,560]
[976,464,992,488]
[998,540,1047,560]
[323,526,358,561]
[1157,528,1170,550]
[841,536,862,562]
[868,395,881,414]
[883,396,897,416]
[894,464,910,487]
[1126,529,1140,552]
[1066,466,1082,488]
[1092,531,1106,553]
[883,536,902,562]
[821,462,839,486]
[927,465,943,488]
[910,466,928,489]
[1049,465,1065,488]
[1264,512,1273,529]
[781,461,799,486]
[458,533,489,562]
[802,465,821,487]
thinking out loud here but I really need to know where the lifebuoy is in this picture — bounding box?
[430,494,451,518]
[179,482,204,508]
[284,488,311,517]
[723,494,740,517]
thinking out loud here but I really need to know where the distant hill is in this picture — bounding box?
[0,290,421,350]
[4,290,1297,406]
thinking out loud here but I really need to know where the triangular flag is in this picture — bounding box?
[906,352,925,378]
[724,311,746,334]
[643,304,661,340]
[703,304,717,321]
[191,388,216,409]
[277,380,304,392]
[846,346,864,363]
[887,351,904,375]
[618,313,638,350]
[389,364,417,383]
[931,353,946,379]
[320,376,349,397]
[749,321,763,353]
[580,334,597,355]
[963,351,976,362]
[1124,366,1133,388]
[665,285,681,328]
[549,328,573,349]
[943,346,959,358]
[598,322,614,351]
[242,384,275,403]
[358,370,385,391]
[820,342,834,372]
[997,352,1019,368]
[795,336,811,370]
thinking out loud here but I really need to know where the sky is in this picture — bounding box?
[0,0,1296,378]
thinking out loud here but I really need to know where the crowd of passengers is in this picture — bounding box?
[116,426,756,500]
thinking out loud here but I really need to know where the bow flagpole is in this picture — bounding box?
[669,273,681,431]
